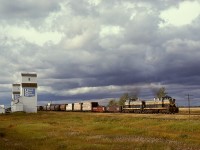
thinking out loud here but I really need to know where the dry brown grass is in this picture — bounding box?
[0,111,200,150]
[179,107,200,115]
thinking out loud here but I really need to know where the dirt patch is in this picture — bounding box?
[0,127,6,137]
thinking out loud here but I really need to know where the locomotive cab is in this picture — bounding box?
[161,96,178,113]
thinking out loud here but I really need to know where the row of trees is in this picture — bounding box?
[108,87,167,106]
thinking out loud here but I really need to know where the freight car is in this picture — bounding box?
[106,106,122,113]
[66,103,74,111]
[37,106,43,111]
[92,106,106,112]
[73,103,83,111]
[65,102,98,112]
[122,96,179,114]
[82,102,98,112]
[50,104,60,111]
[60,104,67,111]
[40,102,101,112]
[42,105,50,111]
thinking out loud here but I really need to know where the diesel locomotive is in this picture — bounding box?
[122,96,179,114]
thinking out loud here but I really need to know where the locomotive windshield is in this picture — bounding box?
[162,95,172,100]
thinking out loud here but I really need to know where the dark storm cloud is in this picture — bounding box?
[68,0,98,16]
[37,1,200,101]
[1,0,200,107]
[0,0,61,19]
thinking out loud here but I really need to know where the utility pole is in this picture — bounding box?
[186,94,192,118]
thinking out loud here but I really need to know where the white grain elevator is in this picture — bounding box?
[12,83,20,101]
[11,83,23,112]
[21,73,38,113]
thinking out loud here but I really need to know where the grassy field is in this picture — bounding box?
[1,111,200,150]
[179,107,200,115]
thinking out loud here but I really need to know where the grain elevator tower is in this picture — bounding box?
[21,73,38,113]
[11,83,23,112]
[12,84,20,101]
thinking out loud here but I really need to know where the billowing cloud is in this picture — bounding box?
[0,0,200,106]
[0,0,61,20]
[160,1,200,27]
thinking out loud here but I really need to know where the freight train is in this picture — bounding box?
[37,96,179,114]
[38,102,122,113]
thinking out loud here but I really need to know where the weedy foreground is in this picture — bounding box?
[0,111,200,150]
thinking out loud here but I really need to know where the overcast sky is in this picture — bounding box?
[1,0,200,106]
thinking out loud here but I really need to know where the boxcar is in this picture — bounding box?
[106,106,122,113]
[82,102,99,112]
[66,103,74,111]
[60,104,67,111]
[92,106,106,112]
[73,103,83,111]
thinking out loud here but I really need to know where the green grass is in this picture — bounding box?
[0,112,200,150]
